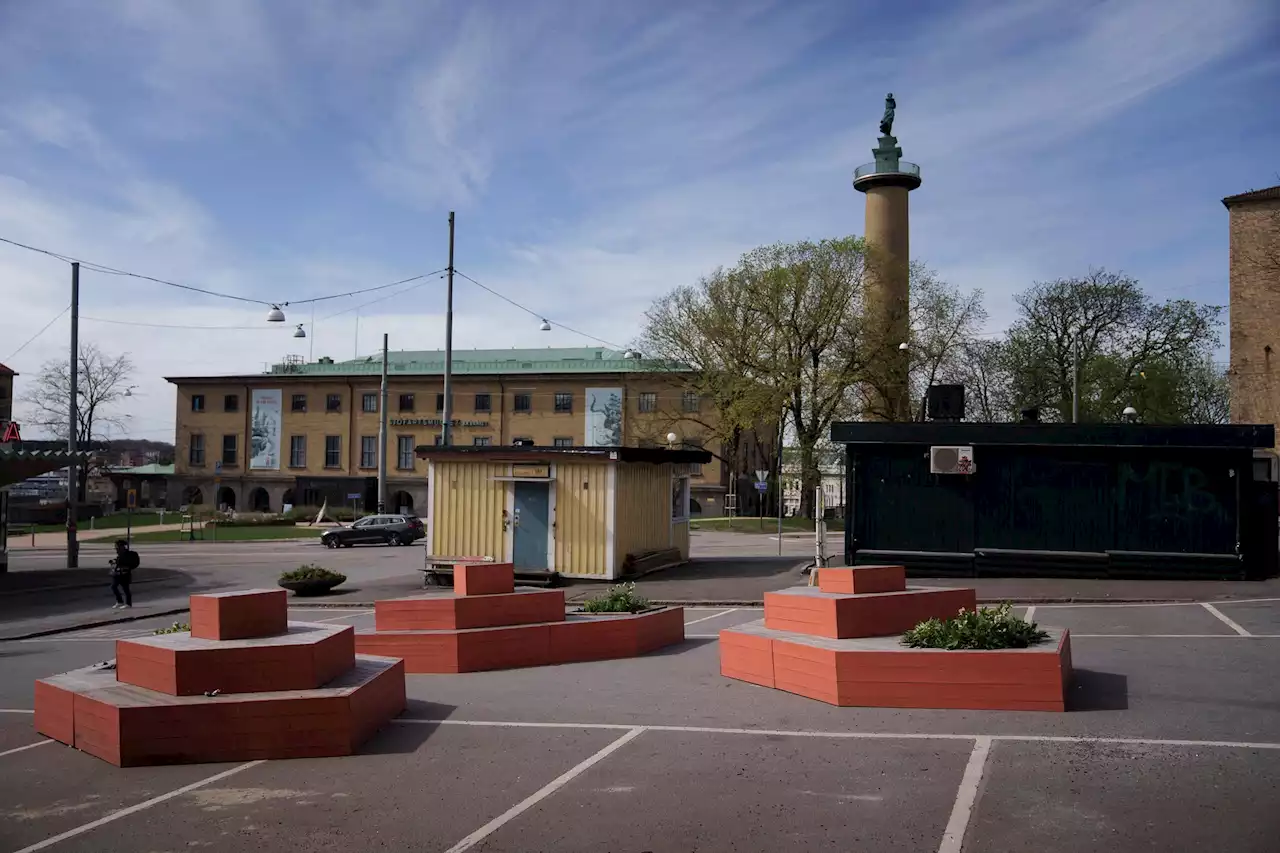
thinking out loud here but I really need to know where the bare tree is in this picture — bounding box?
[20,343,135,498]
[905,269,988,421]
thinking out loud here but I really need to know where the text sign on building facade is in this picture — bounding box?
[1,421,21,442]
[390,418,489,427]
[249,389,282,470]
[511,464,550,479]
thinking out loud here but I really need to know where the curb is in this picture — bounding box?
[3,607,192,642]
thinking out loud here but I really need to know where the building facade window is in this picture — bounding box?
[324,436,341,468]
[474,393,491,413]
[397,436,414,470]
[638,392,657,413]
[553,437,573,448]
[435,393,449,412]
[554,392,573,413]
[326,394,342,412]
[289,436,306,468]
[221,434,237,465]
[362,393,378,413]
[514,393,532,413]
[685,438,705,477]
[398,393,415,412]
[223,394,238,413]
[291,394,307,412]
[360,435,377,468]
[473,436,491,447]
[191,394,205,412]
[512,436,533,446]
[434,434,444,446]
[682,391,701,413]
[189,434,205,466]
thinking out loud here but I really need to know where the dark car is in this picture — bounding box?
[320,514,424,548]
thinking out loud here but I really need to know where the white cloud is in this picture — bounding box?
[0,0,1275,441]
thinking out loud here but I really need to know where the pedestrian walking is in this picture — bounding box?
[109,539,140,609]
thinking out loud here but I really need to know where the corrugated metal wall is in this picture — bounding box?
[614,463,678,572]
[431,460,507,559]
[553,461,609,576]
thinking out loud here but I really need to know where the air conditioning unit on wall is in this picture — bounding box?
[930,445,975,475]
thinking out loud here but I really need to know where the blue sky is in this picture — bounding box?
[1,0,1278,440]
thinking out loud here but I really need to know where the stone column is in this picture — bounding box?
[854,134,921,421]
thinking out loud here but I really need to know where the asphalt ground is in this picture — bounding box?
[3,598,1280,852]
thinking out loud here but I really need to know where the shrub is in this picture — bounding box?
[901,602,1049,650]
[154,622,191,635]
[279,564,347,584]
[285,505,363,522]
[580,582,652,614]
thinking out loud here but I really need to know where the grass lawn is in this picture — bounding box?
[126,526,326,544]
[7,513,170,536]
[690,515,844,533]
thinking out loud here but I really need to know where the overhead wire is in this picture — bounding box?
[452,269,627,350]
[4,304,70,362]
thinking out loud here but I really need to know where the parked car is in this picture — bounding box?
[320,514,424,548]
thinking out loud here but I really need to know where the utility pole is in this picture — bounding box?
[776,408,785,557]
[1072,338,1080,424]
[377,333,389,513]
[442,211,456,447]
[66,262,80,568]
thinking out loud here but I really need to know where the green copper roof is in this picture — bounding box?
[266,347,692,377]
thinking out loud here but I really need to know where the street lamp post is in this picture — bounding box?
[443,212,456,447]
[66,262,80,568]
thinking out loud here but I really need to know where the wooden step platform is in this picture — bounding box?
[115,623,355,696]
[721,620,1071,712]
[35,655,406,766]
[763,586,977,639]
[356,607,685,673]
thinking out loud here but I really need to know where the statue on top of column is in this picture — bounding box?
[879,93,896,136]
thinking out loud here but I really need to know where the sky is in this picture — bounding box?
[1,0,1278,443]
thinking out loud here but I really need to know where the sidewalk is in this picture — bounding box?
[563,558,1280,606]
[6,521,201,549]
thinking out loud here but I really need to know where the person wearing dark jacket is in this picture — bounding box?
[109,540,140,609]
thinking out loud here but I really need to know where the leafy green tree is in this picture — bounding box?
[1002,269,1223,423]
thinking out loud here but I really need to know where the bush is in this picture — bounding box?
[154,622,191,635]
[279,564,347,584]
[285,505,363,522]
[580,582,652,614]
[901,603,1049,650]
[207,513,298,528]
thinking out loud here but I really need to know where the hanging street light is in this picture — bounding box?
[539,318,552,331]
[293,324,307,338]
[267,305,286,322]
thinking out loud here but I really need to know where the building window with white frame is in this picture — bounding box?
[397,435,414,470]
[360,435,377,468]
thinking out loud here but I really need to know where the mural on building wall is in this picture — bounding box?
[249,389,282,470]
[585,387,623,447]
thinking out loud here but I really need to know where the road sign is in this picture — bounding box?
[126,489,137,509]
[754,469,768,483]
[213,460,223,475]
[346,493,361,500]
[754,481,768,492]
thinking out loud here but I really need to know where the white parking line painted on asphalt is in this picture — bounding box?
[10,760,265,853]
[684,608,737,626]
[0,709,35,714]
[1201,603,1252,636]
[1023,606,1036,623]
[937,736,992,853]
[443,727,646,853]
[1035,597,1280,609]
[0,739,52,758]
[307,610,375,623]
[393,718,1280,751]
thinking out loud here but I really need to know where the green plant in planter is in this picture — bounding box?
[580,582,652,614]
[279,564,347,584]
[153,622,191,635]
[902,602,1049,650]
